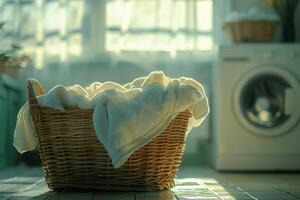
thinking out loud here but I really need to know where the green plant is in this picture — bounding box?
[266,0,300,42]
[0,21,29,66]
[0,44,22,62]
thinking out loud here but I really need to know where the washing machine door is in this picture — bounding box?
[233,66,300,136]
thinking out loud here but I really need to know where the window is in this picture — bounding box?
[0,0,214,69]
[0,0,84,69]
[106,0,214,53]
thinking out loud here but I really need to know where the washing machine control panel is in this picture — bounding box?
[258,46,300,63]
[287,50,297,59]
[262,50,274,60]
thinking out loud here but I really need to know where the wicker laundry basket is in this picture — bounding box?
[27,80,192,191]
[224,21,278,43]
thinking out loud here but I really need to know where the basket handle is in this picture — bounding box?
[27,79,46,107]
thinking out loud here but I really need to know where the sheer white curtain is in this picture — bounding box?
[1,0,213,72]
[106,0,213,56]
[0,0,85,70]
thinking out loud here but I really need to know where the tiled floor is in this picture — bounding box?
[0,165,299,200]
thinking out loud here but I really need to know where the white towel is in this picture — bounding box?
[14,71,209,168]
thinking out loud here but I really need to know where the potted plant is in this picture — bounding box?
[266,0,300,42]
[0,22,30,77]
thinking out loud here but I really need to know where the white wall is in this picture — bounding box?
[231,0,271,11]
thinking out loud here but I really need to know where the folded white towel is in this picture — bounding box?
[14,71,209,168]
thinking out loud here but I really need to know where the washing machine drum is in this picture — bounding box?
[233,66,300,137]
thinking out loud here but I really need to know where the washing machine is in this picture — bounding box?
[211,44,300,171]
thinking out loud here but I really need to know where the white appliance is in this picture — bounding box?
[211,44,300,171]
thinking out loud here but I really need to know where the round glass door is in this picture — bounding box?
[233,66,300,137]
[241,75,289,128]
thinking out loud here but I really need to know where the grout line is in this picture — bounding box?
[171,192,180,200]
[5,178,44,200]
[172,181,223,200]
[235,186,258,200]
[272,186,300,200]
[90,193,96,200]
[205,183,224,200]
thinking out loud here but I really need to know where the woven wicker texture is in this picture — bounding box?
[27,80,192,191]
[224,21,278,43]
